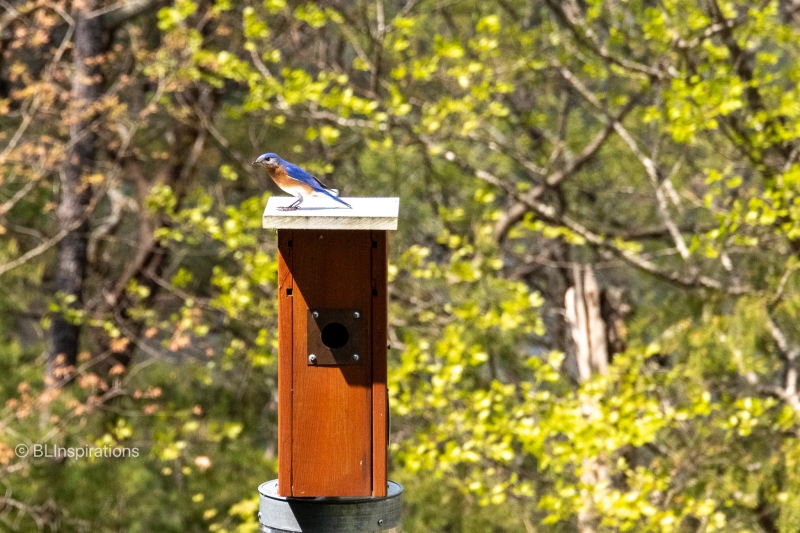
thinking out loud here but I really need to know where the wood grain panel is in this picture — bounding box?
[277,230,293,496]
[291,230,373,496]
[371,230,388,497]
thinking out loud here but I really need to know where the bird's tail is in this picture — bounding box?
[317,188,352,208]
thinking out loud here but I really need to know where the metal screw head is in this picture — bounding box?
[312,311,319,319]
[308,354,317,364]
[378,519,384,526]
[353,311,360,318]
[353,354,359,362]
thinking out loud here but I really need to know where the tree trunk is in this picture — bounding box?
[565,264,610,533]
[47,0,104,385]
[565,264,609,381]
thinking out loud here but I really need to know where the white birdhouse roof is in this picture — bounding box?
[262,197,399,230]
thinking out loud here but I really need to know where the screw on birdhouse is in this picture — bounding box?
[312,311,319,319]
[353,354,359,362]
[354,311,360,318]
[308,354,317,365]
[378,519,384,526]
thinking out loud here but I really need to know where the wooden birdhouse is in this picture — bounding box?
[263,196,399,498]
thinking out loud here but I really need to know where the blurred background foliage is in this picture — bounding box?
[3,0,800,531]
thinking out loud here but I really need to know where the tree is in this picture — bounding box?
[47,0,104,382]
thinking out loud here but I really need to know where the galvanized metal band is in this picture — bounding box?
[258,480,402,533]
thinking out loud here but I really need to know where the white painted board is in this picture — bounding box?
[262,196,399,230]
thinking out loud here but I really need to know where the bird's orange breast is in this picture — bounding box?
[268,166,314,196]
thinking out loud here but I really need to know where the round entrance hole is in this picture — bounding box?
[321,322,349,349]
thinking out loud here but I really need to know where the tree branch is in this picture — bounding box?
[96,0,166,31]
[493,97,636,242]
[543,0,672,79]
[475,167,750,295]
[559,65,693,261]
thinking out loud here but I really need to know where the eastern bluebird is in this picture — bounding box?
[253,153,352,211]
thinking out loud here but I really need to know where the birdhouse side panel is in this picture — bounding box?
[371,230,388,497]
[276,230,294,497]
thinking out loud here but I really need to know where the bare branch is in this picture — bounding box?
[560,65,692,262]
[493,98,635,242]
[760,311,800,414]
[770,265,799,308]
[766,314,800,363]
[0,215,85,277]
[673,13,746,50]
[473,167,750,294]
[547,88,571,167]
[87,187,137,264]
[543,0,671,79]
[0,178,38,216]
[1,6,75,164]
[97,0,164,31]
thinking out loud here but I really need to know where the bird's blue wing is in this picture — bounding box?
[279,159,352,208]
[283,162,329,191]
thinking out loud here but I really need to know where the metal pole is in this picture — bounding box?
[258,480,402,533]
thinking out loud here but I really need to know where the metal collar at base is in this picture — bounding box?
[258,480,402,533]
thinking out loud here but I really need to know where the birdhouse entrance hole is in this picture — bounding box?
[322,322,348,348]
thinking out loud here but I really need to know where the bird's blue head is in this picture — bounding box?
[253,153,283,168]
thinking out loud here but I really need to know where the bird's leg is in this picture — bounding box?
[277,196,303,211]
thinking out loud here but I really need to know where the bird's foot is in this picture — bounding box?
[277,206,299,211]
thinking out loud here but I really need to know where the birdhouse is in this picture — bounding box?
[263,196,399,498]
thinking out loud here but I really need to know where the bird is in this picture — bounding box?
[252,153,352,211]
